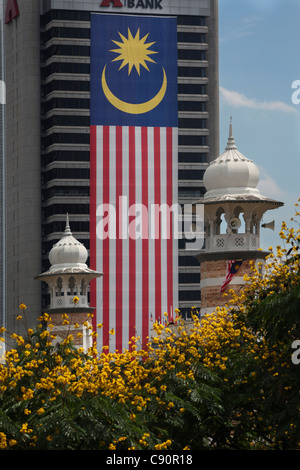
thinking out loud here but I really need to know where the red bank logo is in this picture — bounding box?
[100,0,163,9]
[100,0,123,6]
[5,0,19,24]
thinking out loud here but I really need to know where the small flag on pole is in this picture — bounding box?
[220,260,243,292]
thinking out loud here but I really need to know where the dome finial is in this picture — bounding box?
[64,213,72,235]
[226,116,237,150]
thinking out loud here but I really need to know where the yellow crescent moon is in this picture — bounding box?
[101,65,167,114]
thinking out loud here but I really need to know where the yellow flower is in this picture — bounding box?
[20,423,33,434]
[19,303,27,310]
[0,432,7,449]
[155,439,172,450]
[109,328,115,335]
[40,330,50,339]
[73,296,80,304]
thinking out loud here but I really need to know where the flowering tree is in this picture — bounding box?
[225,215,300,449]
[0,201,299,450]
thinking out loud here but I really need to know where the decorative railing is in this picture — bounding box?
[209,233,259,252]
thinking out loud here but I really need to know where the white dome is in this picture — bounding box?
[204,121,261,199]
[49,215,88,270]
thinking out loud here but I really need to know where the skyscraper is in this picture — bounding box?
[4,0,219,345]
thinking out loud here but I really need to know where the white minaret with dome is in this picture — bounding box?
[35,216,102,351]
[196,120,284,315]
[36,215,102,313]
[48,215,90,273]
[204,118,261,199]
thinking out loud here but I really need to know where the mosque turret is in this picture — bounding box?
[196,120,283,315]
[35,215,102,350]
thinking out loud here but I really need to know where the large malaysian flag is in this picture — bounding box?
[90,13,178,352]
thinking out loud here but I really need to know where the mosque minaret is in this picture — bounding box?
[197,119,283,315]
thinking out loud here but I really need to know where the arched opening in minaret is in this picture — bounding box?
[233,206,246,233]
[250,212,259,234]
[56,277,63,297]
[215,207,226,234]
[80,279,87,296]
[68,276,77,296]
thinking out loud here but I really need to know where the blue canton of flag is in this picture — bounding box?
[90,13,178,128]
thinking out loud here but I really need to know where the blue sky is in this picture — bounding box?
[218,0,300,250]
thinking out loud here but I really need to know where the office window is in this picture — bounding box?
[179,290,200,301]
[178,135,206,146]
[178,49,206,61]
[43,62,90,77]
[43,133,90,147]
[178,101,206,112]
[179,169,205,180]
[42,115,90,130]
[178,153,207,163]
[43,44,90,61]
[178,66,206,77]
[178,187,206,198]
[178,83,206,95]
[177,32,206,43]
[177,16,206,26]
[179,272,200,284]
[42,98,90,114]
[179,118,206,129]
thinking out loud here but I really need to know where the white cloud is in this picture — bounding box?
[220,15,262,42]
[257,166,283,199]
[256,167,286,250]
[220,87,298,114]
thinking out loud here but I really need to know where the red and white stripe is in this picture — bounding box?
[90,125,178,352]
[220,260,241,292]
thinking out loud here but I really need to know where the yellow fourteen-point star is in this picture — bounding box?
[110,28,158,76]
